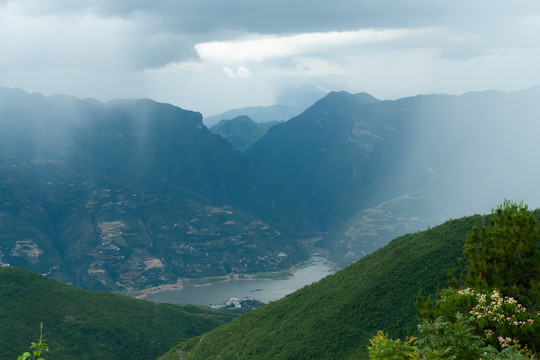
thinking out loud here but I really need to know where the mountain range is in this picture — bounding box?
[0,87,316,291]
[203,103,306,127]
[2,85,540,290]
[247,87,540,265]
[209,115,281,151]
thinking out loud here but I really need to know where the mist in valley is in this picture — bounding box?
[2,0,540,286]
[4,2,540,360]
[400,88,540,218]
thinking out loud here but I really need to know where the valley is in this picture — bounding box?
[2,86,540,360]
[3,2,539,359]
[0,87,317,291]
[141,254,333,305]
[158,214,486,359]
[2,86,540,293]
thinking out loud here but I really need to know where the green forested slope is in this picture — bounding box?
[0,267,236,360]
[160,214,484,360]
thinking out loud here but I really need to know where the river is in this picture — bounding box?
[144,256,333,305]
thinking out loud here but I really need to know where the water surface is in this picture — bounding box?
[144,256,332,305]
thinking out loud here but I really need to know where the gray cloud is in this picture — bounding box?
[8,1,538,67]
[1,0,540,114]
[9,1,540,36]
[4,1,540,66]
[106,0,540,45]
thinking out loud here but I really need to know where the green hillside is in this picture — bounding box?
[0,266,236,360]
[159,214,487,360]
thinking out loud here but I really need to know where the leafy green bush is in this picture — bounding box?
[368,331,414,359]
[465,200,540,309]
[17,323,48,360]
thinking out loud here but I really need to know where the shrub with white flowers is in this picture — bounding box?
[369,201,540,359]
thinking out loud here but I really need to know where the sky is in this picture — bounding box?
[1,0,540,116]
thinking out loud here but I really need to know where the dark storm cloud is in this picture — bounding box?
[14,1,538,35]
[81,0,540,35]
[5,0,540,68]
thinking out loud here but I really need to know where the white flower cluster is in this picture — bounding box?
[497,336,513,348]
[457,287,474,296]
[469,289,533,327]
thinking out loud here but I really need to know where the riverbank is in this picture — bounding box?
[131,278,184,298]
[133,255,334,302]
[133,269,295,299]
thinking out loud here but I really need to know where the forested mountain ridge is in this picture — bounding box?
[369,201,540,358]
[160,211,513,360]
[247,87,540,265]
[5,207,539,360]
[0,266,237,360]
[3,85,540,291]
[0,87,316,291]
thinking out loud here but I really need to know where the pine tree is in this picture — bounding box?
[464,200,540,308]
[371,201,540,358]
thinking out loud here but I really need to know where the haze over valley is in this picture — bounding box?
[1,85,540,290]
[2,1,540,359]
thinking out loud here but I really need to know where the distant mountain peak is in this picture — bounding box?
[210,115,281,151]
[227,115,256,123]
[319,90,380,104]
